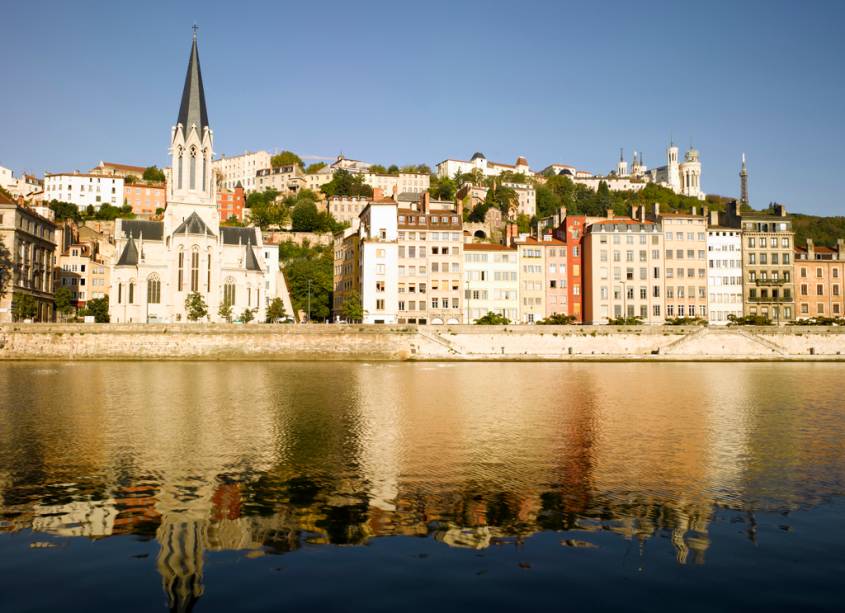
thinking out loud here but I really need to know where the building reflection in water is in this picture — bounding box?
[1,362,844,610]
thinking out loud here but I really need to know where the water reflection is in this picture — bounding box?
[0,362,844,611]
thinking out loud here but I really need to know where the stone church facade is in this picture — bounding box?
[110,33,270,323]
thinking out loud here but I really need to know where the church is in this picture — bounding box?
[110,31,271,323]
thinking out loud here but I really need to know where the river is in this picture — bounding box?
[0,362,843,611]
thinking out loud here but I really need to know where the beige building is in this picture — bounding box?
[364,172,429,197]
[90,161,146,180]
[541,234,569,317]
[463,243,518,323]
[55,221,112,311]
[795,239,845,319]
[0,191,57,322]
[327,196,370,228]
[656,210,708,320]
[583,216,664,324]
[255,164,306,195]
[721,202,795,322]
[514,236,546,323]
[212,150,271,191]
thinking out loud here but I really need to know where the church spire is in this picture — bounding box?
[740,153,749,206]
[177,28,209,135]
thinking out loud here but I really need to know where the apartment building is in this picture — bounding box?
[212,150,271,191]
[0,192,57,322]
[540,234,568,317]
[722,202,795,322]
[463,243,518,323]
[514,236,546,323]
[359,200,399,323]
[332,226,360,320]
[437,152,531,179]
[124,183,166,217]
[397,194,464,324]
[583,217,664,324]
[56,242,110,308]
[327,196,369,228]
[43,172,124,211]
[657,210,708,320]
[217,184,245,222]
[795,239,845,319]
[255,165,306,194]
[502,182,536,218]
[364,172,429,197]
[89,161,146,180]
[706,211,743,324]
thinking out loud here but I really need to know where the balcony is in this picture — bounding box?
[747,296,793,303]
[754,278,787,286]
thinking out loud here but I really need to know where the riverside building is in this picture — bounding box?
[794,239,845,319]
[109,32,278,323]
[43,172,124,212]
[706,211,743,324]
[463,243,518,323]
[654,208,708,320]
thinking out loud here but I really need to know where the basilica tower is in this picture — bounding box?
[166,28,217,229]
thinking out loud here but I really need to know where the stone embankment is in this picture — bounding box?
[1,324,845,361]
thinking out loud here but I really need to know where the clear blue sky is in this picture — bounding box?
[2,0,843,215]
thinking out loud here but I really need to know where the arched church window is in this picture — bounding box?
[223,277,236,306]
[118,283,123,304]
[191,246,200,292]
[207,249,212,290]
[202,148,208,191]
[177,147,184,190]
[177,248,184,291]
[128,281,135,304]
[147,273,161,304]
[189,146,197,190]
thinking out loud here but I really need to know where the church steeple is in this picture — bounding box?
[739,153,749,206]
[176,28,209,136]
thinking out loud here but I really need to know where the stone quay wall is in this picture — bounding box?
[1,324,845,361]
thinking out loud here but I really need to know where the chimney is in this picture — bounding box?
[606,208,614,220]
[837,239,845,259]
[639,205,646,223]
[709,209,719,226]
[372,187,384,201]
[773,203,787,217]
[419,190,430,214]
[652,202,660,218]
[806,238,815,260]
[691,206,697,216]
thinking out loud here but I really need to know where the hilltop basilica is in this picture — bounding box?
[109,32,272,323]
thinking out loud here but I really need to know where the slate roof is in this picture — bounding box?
[121,219,164,240]
[221,226,258,246]
[173,211,215,237]
[177,36,209,134]
[245,245,262,271]
[116,236,139,266]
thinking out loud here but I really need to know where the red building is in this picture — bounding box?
[554,215,586,322]
[217,183,245,222]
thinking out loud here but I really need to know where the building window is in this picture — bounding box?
[178,250,184,291]
[224,278,236,305]
[191,249,199,292]
[128,281,135,304]
[207,252,212,290]
[146,274,161,304]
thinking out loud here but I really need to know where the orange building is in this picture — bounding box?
[124,183,166,217]
[218,184,245,222]
[795,239,845,319]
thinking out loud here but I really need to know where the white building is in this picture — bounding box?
[364,172,429,197]
[649,143,704,200]
[437,152,531,179]
[358,200,399,324]
[43,172,124,211]
[212,150,271,191]
[463,243,519,323]
[706,215,743,324]
[110,32,280,324]
[0,166,41,199]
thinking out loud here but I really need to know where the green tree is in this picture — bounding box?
[429,175,456,201]
[184,292,208,321]
[218,299,233,323]
[54,286,76,321]
[727,314,772,326]
[291,199,321,231]
[0,235,12,299]
[321,169,373,198]
[239,308,255,324]
[305,162,327,174]
[142,166,166,183]
[607,316,643,325]
[49,200,82,221]
[265,297,288,322]
[369,164,388,174]
[536,313,577,325]
[285,254,332,321]
[340,289,364,322]
[124,175,137,185]
[12,293,38,321]
[535,185,562,219]
[475,312,511,325]
[271,151,303,168]
[80,296,109,322]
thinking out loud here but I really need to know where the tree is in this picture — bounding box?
[475,312,511,325]
[271,151,303,168]
[607,316,643,325]
[305,162,327,174]
[535,185,562,219]
[218,299,233,323]
[12,293,38,321]
[727,314,772,326]
[80,296,109,322]
[536,313,577,325]
[429,175,456,201]
[285,254,332,321]
[124,175,137,185]
[184,292,208,321]
[54,287,75,321]
[265,297,288,322]
[291,199,321,231]
[340,289,364,322]
[321,169,373,198]
[0,235,11,299]
[239,308,255,324]
[49,200,82,222]
[142,166,166,183]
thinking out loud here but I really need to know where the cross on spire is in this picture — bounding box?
[192,23,198,39]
